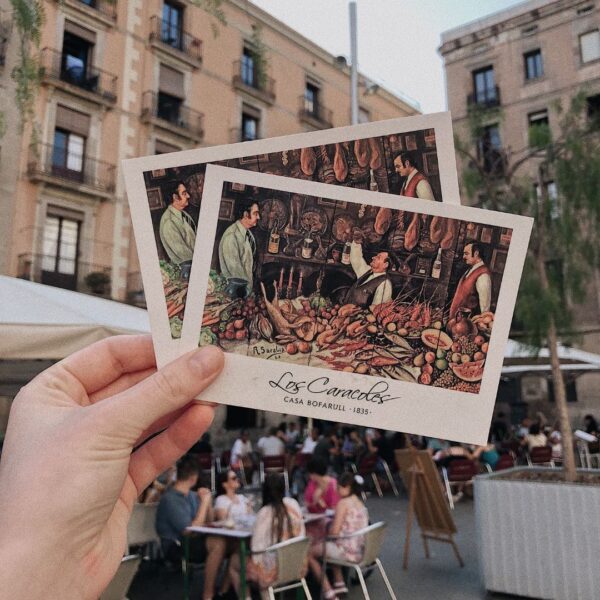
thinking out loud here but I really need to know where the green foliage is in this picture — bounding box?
[457,92,600,347]
[9,0,44,131]
[189,0,226,37]
[249,23,270,89]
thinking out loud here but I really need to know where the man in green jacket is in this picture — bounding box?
[218,198,260,295]
[159,181,196,264]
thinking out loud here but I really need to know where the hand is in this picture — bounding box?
[351,227,364,244]
[0,335,223,600]
[198,487,212,501]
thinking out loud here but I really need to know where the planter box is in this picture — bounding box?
[475,467,600,600]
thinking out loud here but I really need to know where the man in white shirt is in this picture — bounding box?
[449,242,492,319]
[343,230,393,309]
[301,427,320,454]
[257,427,285,457]
[393,151,435,200]
[231,429,253,469]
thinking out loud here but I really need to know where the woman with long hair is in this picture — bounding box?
[229,473,305,598]
[308,472,369,599]
[203,470,253,600]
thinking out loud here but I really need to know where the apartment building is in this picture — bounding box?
[0,0,417,308]
[440,0,600,423]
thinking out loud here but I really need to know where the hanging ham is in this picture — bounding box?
[404,213,421,251]
[333,143,348,182]
[300,146,316,176]
[354,139,370,168]
[430,216,445,244]
[440,218,457,250]
[368,137,382,170]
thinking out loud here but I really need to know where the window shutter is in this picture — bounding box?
[581,30,600,63]
[64,20,97,44]
[159,64,185,98]
[55,105,91,137]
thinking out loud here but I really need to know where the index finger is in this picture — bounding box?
[47,335,157,395]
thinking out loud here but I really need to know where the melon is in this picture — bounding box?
[451,359,485,382]
[421,328,453,351]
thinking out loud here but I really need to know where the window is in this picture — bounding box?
[158,64,185,125]
[524,49,543,80]
[155,140,181,155]
[41,212,82,290]
[535,181,559,219]
[304,82,320,116]
[587,93,600,120]
[52,129,85,180]
[157,93,183,124]
[472,66,497,105]
[162,1,183,50]
[358,107,370,124]
[580,30,600,63]
[241,46,255,87]
[61,28,94,88]
[477,124,503,175]
[242,111,259,141]
[528,109,549,128]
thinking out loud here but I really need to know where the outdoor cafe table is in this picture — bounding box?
[183,512,331,599]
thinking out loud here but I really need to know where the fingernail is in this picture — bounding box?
[189,345,224,376]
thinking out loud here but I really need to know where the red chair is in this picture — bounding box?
[195,453,215,492]
[260,455,289,494]
[217,449,247,486]
[442,458,479,509]
[527,446,555,467]
[351,453,383,499]
[294,453,312,469]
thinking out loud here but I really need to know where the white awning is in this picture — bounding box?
[0,276,150,360]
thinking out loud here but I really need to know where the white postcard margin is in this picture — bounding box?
[122,112,460,367]
[180,166,533,445]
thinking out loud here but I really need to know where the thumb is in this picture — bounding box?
[100,345,224,444]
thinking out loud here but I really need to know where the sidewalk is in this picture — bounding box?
[129,493,520,599]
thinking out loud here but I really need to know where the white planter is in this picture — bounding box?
[475,467,600,600]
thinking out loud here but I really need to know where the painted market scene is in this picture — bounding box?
[2,1,600,600]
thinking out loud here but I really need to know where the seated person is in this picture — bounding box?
[304,456,340,514]
[313,427,342,473]
[308,473,369,599]
[341,428,365,465]
[256,427,285,457]
[521,422,548,451]
[203,470,254,600]
[155,456,213,565]
[472,435,500,471]
[231,429,254,481]
[229,474,305,596]
[300,427,320,454]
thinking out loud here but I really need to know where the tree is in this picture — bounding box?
[456,94,600,481]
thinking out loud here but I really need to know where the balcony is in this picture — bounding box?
[18,253,112,297]
[148,16,202,69]
[55,0,117,27]
[141,91,205,143]
[39,47,117,107]
[232,60,276,105]
[467,86,501,109]
[298,95,333,129]
[27,142,116,199]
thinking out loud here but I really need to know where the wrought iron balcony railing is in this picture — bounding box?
[232,59,275,102]
[39,47,117,103]
[141,91,205,140]
[298,94,333,128]
[149,15,202,64]
[467,86,501,109]
[27,142,116,194]
[18,253,112,296]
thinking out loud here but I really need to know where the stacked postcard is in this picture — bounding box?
[123,113,532,444]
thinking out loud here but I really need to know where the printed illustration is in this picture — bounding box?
[197,183,511,395]
[142,129,444,339]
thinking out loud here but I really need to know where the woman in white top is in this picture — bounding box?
[202,470,253,600]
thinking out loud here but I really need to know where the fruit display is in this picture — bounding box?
[200,278,495,394]
[161,261,188,339]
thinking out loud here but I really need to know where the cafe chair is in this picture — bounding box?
[260,455,290,496]
[324,522,396,600]
[126,502,160,556]
[484,453,515,473]
[526,446,555,468]
[441,459,478,509]
[99,554,141,600]
[577,440,600,469]
[252,536,312,599]
[350,454,383,500]
[194,452,216,492]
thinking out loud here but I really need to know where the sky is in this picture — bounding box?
[250,0,526,114]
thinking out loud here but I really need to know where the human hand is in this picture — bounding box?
[0,335,223,600]
[351,227,365,244]
[198,487,212,501]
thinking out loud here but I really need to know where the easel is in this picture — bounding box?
[396,448,464,569]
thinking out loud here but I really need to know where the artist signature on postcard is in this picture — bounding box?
[268,371,399,405]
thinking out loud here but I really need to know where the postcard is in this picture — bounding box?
[180,166,533,444]
[122,113,460,366]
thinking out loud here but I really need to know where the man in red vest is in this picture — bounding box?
[449,242,492,320]
[393,151,435,200]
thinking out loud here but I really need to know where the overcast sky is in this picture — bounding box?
[251,0,526,114]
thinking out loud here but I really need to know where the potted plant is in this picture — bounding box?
[456,94,600,599]
[84,271,110,295]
